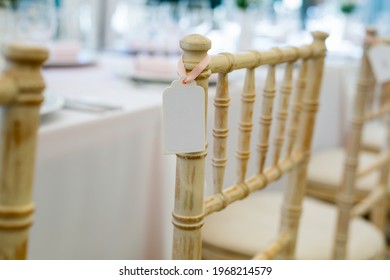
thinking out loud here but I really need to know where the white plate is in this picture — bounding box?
[128,69,182,83]
[40,93,65,115]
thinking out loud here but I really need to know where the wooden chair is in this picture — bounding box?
[0,43,48,259]
[172,31,332,260]
[172,30,387,260]
[306,29,390,206]
[303,27,390,258]
[360,34,390,154]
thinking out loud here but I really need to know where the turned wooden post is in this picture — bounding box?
[280,31,328,259]
[0,43,48,259]
[172,34,211,260]
[212,59,231,194]
[257,64,276,173]
[287,60,308,155]
[273,60,295,165]
[236,67,255,183]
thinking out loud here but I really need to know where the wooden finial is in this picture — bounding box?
[310,31,328,57]
[2,43,48,105]
[365,26,377,37]
[180,34,211,80]
[3,43,48,65]
[364,27,378,49]
[311,31,329,42]
[180,34,211,52]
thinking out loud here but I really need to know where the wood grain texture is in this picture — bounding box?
[0,43,48,260]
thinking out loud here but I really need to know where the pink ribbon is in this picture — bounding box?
[177,55,210,84]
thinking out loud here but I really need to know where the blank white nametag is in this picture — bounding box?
[368,44,390,83]
[163,79,205,154]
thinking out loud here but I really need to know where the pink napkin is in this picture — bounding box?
[47,41,81,64]
[133,54,178,76]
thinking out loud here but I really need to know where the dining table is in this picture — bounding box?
[27,49,359,260]
[30,53,177,260]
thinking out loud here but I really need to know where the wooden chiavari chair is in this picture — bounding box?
[306,29,390,204]
[361,35,390,154]
[172,31,339,260]
[0,43,48,259]
[304,27,390,259]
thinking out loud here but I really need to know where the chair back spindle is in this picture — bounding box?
[236,67,256,183]
[257,64,276,173]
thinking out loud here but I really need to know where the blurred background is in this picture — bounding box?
[84,0,389,56]
[104,0,390,55]
[1,0,390,58]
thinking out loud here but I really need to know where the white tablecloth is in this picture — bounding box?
[27,53,358,259]
[29,55,176,259]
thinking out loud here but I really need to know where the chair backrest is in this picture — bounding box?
[333,28,390,259]
[0,43,48,259]
[172,32,328,260]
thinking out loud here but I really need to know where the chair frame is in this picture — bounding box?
[172,32,328,260]
[333,28,390,259]
[0,43,48,259]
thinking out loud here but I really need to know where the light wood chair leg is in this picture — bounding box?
[172,35,211,260]
[0,43,48,259]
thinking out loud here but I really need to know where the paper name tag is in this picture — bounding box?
[368,44,390,83]
[163,78,206,154]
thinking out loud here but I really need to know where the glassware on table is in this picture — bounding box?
[109,0,181,55]
[108,0,214,55]
[177,0,213,35]
[48,0,98,66]
[13,0,57,44]
[0,0,13,40]
[0,0,14,70]
[109,0,149,53]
